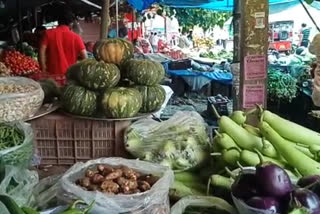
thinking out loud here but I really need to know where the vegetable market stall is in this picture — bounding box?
[163,61,233,97]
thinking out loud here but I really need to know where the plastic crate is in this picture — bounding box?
[29,113,130,165]
[30,73,67,86]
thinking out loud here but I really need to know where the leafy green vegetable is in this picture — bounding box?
[267,68,297,102]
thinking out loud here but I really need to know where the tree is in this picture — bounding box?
[159,6,232,32]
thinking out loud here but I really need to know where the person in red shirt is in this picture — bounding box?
[39,11,87,75]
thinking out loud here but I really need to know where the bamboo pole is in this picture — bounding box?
[116,0,119,37]
[100,0,111,40]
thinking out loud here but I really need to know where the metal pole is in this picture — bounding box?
[116,0,119,37]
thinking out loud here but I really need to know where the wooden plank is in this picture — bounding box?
[239,0,269,112]
[100,0,111,39]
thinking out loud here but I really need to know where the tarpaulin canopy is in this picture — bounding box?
[128,0,299,11]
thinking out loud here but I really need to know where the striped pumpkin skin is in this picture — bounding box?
[134,85,166,113]
[66,59,121,90]
[94,38,134,65]
[80,59,120,90]
[125,59,165,86]
[101,87,142,118]
[61,82,97,116]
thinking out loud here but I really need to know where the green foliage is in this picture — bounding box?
[161,6,232,32]
[268,68,298,102]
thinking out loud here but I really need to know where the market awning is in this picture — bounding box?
[128,0,302,11]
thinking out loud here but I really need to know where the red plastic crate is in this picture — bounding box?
[30,73,67,86]
[29,113,130,165]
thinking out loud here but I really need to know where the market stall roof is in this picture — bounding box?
[128,0,304,11]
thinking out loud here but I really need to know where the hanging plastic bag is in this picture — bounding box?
[59,157,174,214]
[0,165,39,207]
[0,121,34,167]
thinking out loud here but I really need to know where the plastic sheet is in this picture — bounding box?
[0,166,39,207]
[0,121,34,167]
[59,157,174,214]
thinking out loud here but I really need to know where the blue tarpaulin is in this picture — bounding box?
[128,0,299,11]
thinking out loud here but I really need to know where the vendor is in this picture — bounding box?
[39,9,87,75]
[309,33,320,106]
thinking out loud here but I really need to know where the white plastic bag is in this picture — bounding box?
[0,165,39,207]
[0,121,34,167]
[125,111,210,171]
[59,158,174,214]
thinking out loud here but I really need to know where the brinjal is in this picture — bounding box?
[256,163,293,198]
[231,172,258,200]
[289,188,320,214]
[297,175,320,188]
[297,175,320,198]
[246,196,280,213]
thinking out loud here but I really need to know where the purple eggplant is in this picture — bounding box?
[231,172,258,200]
[297,175,320,188]
[289,188,320,214]
[297,175,320,198]
[246,196,280,213]
[256,163,293,198]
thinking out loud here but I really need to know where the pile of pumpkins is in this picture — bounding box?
[61,38,166,118]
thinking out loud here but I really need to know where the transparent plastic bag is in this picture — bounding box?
[171,196,238,214]
[125,111,210,171]
[0,165,39,207]
[59,157,174,214]
[0,121,34,167]
[0,77,44,122]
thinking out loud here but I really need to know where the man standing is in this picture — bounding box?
[39,10,87,75]
[300,23,311,47]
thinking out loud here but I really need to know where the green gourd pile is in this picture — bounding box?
[209,106,320,187]
[61,38,166,118]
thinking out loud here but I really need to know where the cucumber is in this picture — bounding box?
[210,174,233,190]
[0,195,25,214]
[243,124,262,137]
[259,121,320,176]
[221,148,241,167]
[230,111,246,125]
[240,150,286,168]
[262,110,320,146]
[218,116,263,151]
[214,131,240,150]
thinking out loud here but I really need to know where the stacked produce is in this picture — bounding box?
[2,50,40,76]
[76,164,159,195]
[231,163,320,214]
[61,38,166,119]
[125,111,210,171]
[193,37,214,49]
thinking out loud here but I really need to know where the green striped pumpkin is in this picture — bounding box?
[134,85,166,113]
[66,59,120,90]
[94,38,134,65]
[61,82,97,116]
[101,87,142,118]
[125,59,165,86]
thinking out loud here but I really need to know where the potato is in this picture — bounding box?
[91,174,105,184]
[105,169,123,180]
